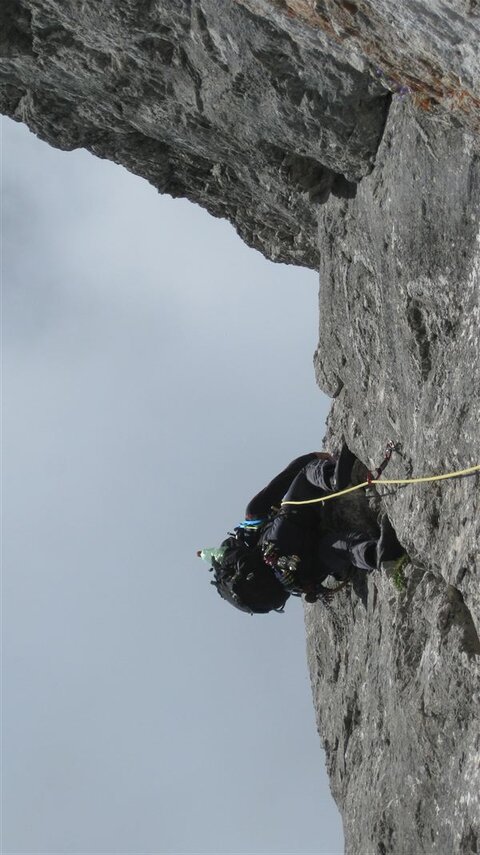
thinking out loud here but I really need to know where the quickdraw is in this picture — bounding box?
[367,439,399,485]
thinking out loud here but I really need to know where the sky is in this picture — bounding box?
[1,116,343,855]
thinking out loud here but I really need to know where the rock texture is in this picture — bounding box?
[1,2,479,853]
[242,0,480,134]
[309,97,480,854]
[0,0,391,267]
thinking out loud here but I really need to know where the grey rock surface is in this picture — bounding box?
[310,98,480,854]
[0,0,390,267]
[2,2,480,853]
[243,1,480,135]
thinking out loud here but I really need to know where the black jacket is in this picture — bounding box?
[244,454,335,589]
[245,453,318,520]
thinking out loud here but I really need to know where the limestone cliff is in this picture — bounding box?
[310,97,480,854]
[1,2,479,853]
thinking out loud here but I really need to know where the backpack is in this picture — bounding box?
[210,533,290,614]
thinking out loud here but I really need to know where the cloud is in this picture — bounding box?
[2,116,341,855]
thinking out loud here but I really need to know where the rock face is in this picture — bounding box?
[0,0,391,267]
[1,2,479,853]
[310,97,480,854]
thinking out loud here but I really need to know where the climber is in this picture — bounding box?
[246,448,378,601]
[199,445,405,614]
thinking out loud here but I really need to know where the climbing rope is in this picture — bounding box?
[281,463,480,507]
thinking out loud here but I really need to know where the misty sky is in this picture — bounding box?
[2,116,343,854]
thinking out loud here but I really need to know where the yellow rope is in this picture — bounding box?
[281,464,480,507]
